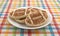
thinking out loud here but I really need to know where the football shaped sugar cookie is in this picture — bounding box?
[9,9,26,23]
[25,8,48,26]
[12,9,26,19]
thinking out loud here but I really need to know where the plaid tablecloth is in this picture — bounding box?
[0,0,60,36]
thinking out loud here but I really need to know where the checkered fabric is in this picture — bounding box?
[0,0,60,36]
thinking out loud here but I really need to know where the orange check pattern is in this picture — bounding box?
[0,0,60,36]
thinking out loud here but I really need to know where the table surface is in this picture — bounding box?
[0,0,60,36]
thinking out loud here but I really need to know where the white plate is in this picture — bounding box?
[7,7,52,29]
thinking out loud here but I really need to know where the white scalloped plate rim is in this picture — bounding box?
[7,7,52,29]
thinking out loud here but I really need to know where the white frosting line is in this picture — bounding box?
[28,15,33,24]
[39,10,46,20]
